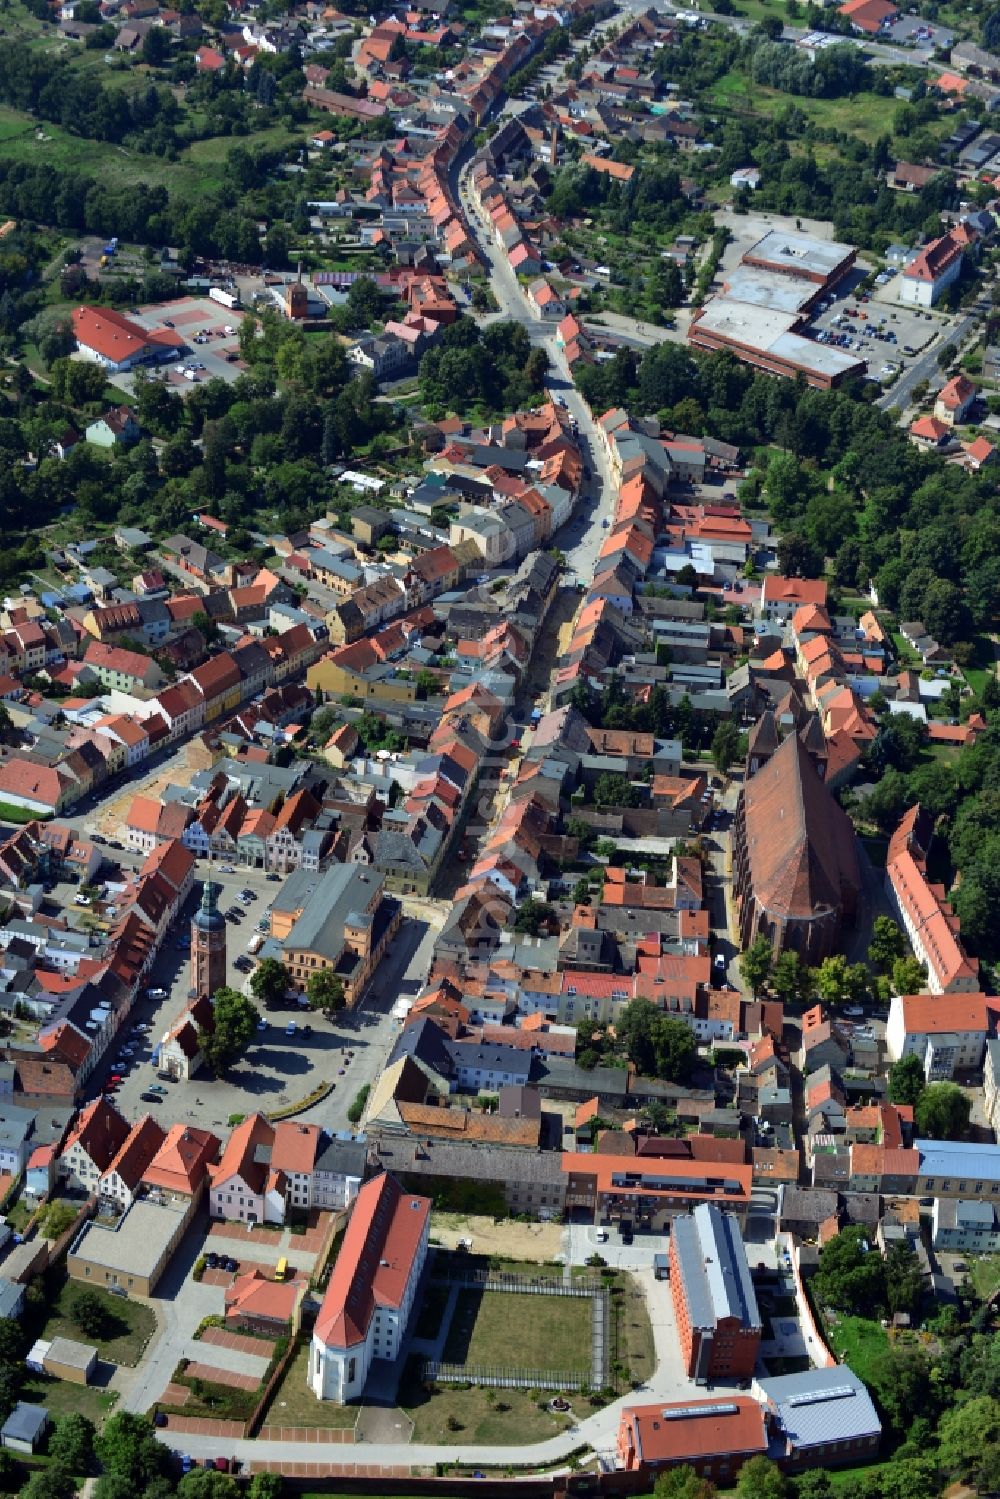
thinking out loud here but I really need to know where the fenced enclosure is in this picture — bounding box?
[422,1359,591,1392]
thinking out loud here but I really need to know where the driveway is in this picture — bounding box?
[118,1215,225,1414]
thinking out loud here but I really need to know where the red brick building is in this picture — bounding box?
[669,1203,762,1383]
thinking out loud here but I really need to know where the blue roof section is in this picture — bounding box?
[916,1139,1000,1181]
[756,1367,880,1452]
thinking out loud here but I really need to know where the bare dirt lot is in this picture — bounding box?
[430,1212,564,1261]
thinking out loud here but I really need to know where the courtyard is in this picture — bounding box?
[442,1289,593,1376]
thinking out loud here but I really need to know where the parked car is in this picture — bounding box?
[140,1091,161,1104]
[206,1253,219,1268]
[285,1021,296,1036]
[221,865,236,873]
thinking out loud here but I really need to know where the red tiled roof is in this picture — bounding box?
[72,305,151,363]
[314,1172,429,1349]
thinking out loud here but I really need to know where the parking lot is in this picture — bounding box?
[108,296,248,399]
[804,279,944,383]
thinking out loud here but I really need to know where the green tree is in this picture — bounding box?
[865,1347,934,1435]
[48,1412,96,1474]
[0,1319,24,1366]
[938,1395,1000,1475]
[814,954,849,1006]
[738,935,772,997]
[891,956,927,995]
[615,998,661,1076]
[68,1289,110,1339]
[888,1053,926,1107]
[653,1017,697,1083]
[792,1475,832,1499]
[198,988,260,1078]
[249,1476,285,1499]
[249,1474,285,1499]
[593,772,639,808]
[711,719,741,774]
[178,1471,238,1499]
[885,1242,924,1318]
[914,1081,971,1140]
[22,1466,76,1499]
[306,969,345,1015]
[735,1456,787,1499]
[95,1414,166,1487]
[654,1467,716,1499]
[813,1225,887,1316]
[249,957,289,1009]
[92,1477,133,1499]
[513,902,556,936]
[566,817,596,850]
[771,950,810,1005]
[39,1200,77,1238]
[868,916,906,973]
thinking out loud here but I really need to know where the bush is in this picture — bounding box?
[347,1084,370,1124]
[192,1256,206,1282]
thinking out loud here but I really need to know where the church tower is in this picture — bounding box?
[191,880,227,1000]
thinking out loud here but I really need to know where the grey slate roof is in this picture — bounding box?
[314,1133,368,1180]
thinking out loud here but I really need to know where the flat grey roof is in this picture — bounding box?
[693,299,863,378]
[45,1336,97,1369]
[722,266,817,314]
[69,1199,186,1278]
[745,229,855,280]
[671,1204,760,1334]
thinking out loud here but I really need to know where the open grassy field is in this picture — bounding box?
[442,1289,592,1374]
[826,1314,889,1382]
[0,103,300,200]
[706,72,910,143]
[41,1276,156,1367]
[262,1344,359,1430]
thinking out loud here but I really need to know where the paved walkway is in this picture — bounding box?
[201,1326,276,1358]
[183,1339,271,1379]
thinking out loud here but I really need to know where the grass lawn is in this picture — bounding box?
[890,632,922,669]
[826,1314,889,1382]
[399,1361,578,1445]
[706,72,905,143]
[4,1195,35,1234]
[442,1290,592,1375]
[262,1344,359,1430]
[0,103,301,202]
[20,1372,118,1427]
[969,1256,1000,1301]
[615,1273,655,1390]
[41,1277,156,1368]
[0,800,49,824]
